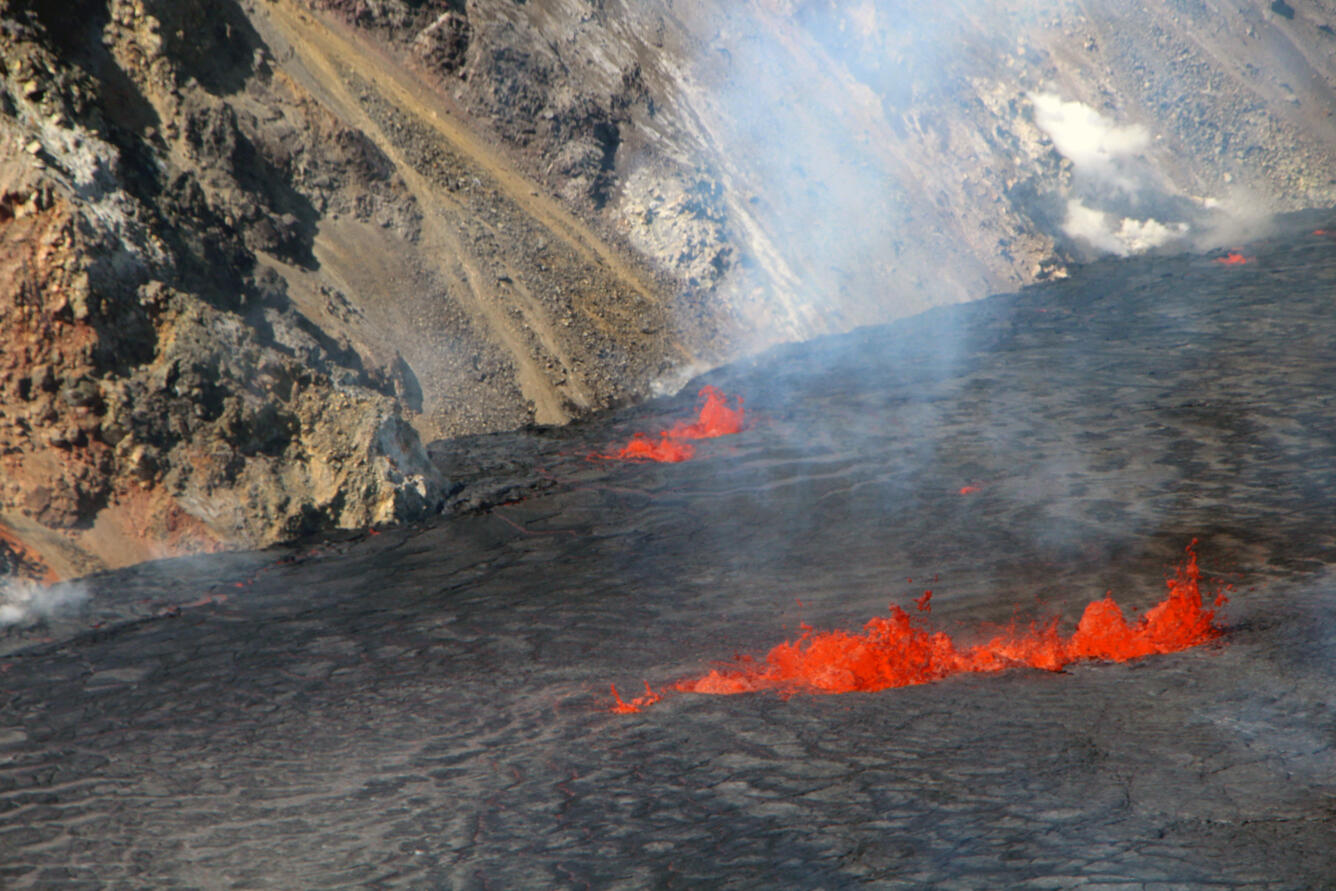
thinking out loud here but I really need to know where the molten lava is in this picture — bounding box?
[610,681,663,713]
[1214,252,1250,265]
[610,544,1224,712]
[609,433,697,463]
[597,386,745,463]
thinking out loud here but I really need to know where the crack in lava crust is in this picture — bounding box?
[613,542,1226,713]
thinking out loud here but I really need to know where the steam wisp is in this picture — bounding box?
[0,578,90,627]
[1031,92,1195,257]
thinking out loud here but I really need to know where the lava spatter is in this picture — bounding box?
[608,433,697,463]
[596,386,745,463]
[611,543,1224,710]
[610,681,664,714]
[1214,251,1250,265]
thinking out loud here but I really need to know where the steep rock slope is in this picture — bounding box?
[309,0,1336,344]
[0,1,444,575]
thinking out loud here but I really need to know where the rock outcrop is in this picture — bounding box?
[0,1,445,576]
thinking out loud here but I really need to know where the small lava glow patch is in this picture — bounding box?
[595,386,745,463]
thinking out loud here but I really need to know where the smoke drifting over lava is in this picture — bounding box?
[0,579,90,628]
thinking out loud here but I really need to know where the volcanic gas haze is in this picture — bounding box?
[2,0,1334,576]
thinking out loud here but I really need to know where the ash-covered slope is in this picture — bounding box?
[1,0,1334,577]
[342,0,1336,339]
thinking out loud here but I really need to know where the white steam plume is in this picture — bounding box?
[1032,93,1151,188]
[1061,198,1188,257]
[0,578,90,627]
[1031,92,1193,257]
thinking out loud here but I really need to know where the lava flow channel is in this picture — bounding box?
[611,543,1226,713]
[595,385,745,462]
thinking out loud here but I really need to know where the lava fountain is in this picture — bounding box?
[612,543,1226,712]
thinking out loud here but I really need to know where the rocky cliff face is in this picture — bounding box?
[0,0,447,576]
[1,0,1334,577]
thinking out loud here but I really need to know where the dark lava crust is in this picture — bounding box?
[2,214,1336,887]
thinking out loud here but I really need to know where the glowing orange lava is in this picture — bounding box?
[610,543,1224,712]
[596,386,745,463]
[1214,252,1250,265]
[609,433,697,463]
[610,681,663,713]
[958,485,981,495]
